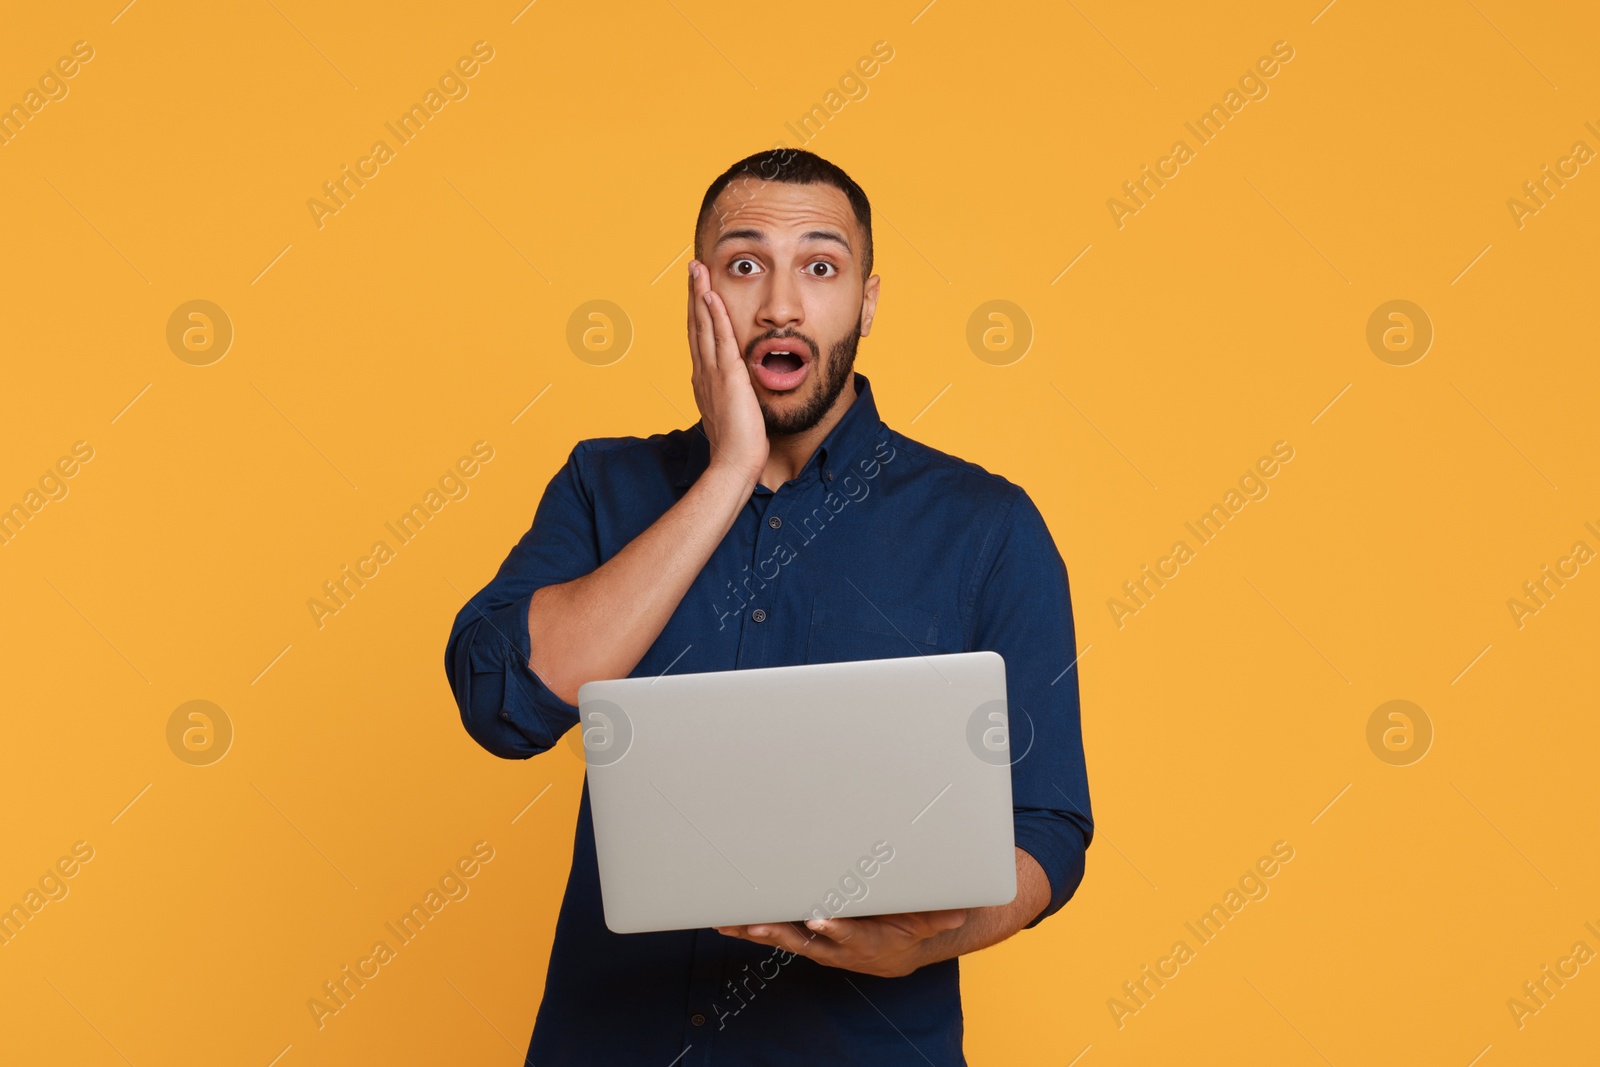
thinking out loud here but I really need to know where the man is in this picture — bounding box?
[443,148,1093,1065]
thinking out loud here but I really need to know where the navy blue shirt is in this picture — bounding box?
[444,371,1093,1066]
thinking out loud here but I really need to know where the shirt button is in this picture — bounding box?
[768,515,782,529]
[751,608,767,623]
[691,1013,706,1026]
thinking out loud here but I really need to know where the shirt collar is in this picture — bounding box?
[673,371,884,489]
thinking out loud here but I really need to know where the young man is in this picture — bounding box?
[444,148,1093,1065]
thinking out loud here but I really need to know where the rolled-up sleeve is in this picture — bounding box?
[969,487,1094,929]
[444,443,601,760]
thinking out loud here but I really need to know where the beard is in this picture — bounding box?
[752,319,861,437]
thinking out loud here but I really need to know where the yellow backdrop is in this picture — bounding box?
[2,1,1595,1063]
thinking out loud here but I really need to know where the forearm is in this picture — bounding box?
[914,847,1050,967]
[528,459,755,704]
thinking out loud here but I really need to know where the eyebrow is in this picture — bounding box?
[712,228,853,256]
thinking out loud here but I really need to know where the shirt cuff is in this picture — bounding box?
[452,590,581,759]
[1013,808,1091,929]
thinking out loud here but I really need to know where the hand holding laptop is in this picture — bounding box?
[715,907,970,979]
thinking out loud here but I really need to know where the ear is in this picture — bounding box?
[859,273,881,337]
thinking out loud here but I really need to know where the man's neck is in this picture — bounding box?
[758,376,859,491]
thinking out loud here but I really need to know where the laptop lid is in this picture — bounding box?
[577,650,1016,934]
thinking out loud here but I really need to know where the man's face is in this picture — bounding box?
[696,178,879,436]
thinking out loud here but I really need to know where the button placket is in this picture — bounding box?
[683,928,722,1062]
[733,492,774,669]
[745,485,787,643]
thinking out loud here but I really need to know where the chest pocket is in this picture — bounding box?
[806,588,948,664]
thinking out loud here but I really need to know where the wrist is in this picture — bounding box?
[705,456,762,492]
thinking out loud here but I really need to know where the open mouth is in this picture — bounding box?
[749,338,813,393]
[763,351,804,373]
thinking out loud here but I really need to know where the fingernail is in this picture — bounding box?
[806,918,825,930]
[748,925,766,935]
[703,292,713,305]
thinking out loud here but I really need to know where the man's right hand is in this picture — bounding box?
[688,259,768,486]
[522,259,771,705]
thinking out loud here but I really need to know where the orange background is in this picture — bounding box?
[2,1,1596,1063]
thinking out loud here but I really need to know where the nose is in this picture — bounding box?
[756,266,803,331]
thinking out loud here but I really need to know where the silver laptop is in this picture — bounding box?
[577,650,1016,934]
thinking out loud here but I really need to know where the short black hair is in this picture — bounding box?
[694,148,874,280]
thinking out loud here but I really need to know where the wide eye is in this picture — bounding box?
[808,261,838,278]
[730,256,763,277]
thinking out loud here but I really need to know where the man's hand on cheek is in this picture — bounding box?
[714,909,968,979]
